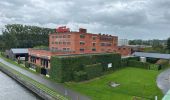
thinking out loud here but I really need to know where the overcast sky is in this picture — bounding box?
[0,0,170,40]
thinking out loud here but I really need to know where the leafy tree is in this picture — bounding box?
[167,38,170,53]
[1,24,55,50]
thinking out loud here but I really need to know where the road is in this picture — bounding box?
[0,58,90,100]
[157,68,170,94]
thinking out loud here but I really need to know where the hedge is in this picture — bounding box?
[128,60,150,69]
[74,71,87,82]
[121,57,139,67]
[50,53,121,82]
[85,63,103,80]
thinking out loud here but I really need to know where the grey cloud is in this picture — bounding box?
[0,0,170,39]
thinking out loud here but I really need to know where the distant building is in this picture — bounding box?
[117,46,132,56]
[5,48,28,61]
[118,39,129,46]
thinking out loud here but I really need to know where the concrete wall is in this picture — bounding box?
[0,65,62,100]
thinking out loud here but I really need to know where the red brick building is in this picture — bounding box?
[117,46,132,56]
[28,26,130,72]
[49,26,118,54]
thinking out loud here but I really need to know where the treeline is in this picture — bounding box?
[129,39,167,46]
[0,24,55,51]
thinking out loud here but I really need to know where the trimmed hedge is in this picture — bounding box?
[74,71,87,82]
[85,63,103,80]
[50,53,121,82]
[121,57,139,67]
[128,60,150,69]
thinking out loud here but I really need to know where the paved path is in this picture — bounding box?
[0,58,90,100]
[157,68,170,94]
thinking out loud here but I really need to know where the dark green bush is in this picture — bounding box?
[25,61,31,68]
[74,71,87,82]
[128,60,150,69]
[146,57,159,64]
[85,63,103,79]
[35,66,41,73]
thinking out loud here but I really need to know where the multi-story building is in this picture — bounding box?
[49,26,118,54]
[28,26,118,72]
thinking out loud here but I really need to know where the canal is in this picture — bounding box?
[0,71,42,100]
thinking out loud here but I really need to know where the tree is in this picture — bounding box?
[167,38,170,52]
[1,24,55,50]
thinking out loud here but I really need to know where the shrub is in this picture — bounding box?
[146,57,159,64]
[85,63,103,79]
[128,60,150,69]
[121,57,139,67]
[74,71,87,82]
[25,61,31,68]
[36,66,41,73]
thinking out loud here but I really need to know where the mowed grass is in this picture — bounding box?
[65,67,163,100]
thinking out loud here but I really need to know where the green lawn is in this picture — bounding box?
[65,67,163,100]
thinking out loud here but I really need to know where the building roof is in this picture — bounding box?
[11,48,28,54]
[132,52,170,59]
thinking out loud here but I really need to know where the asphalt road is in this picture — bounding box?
[0,58,90,100]
[157,68,170,94]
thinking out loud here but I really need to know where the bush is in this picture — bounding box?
[121,57,139,67]
[146,57,159,64]
[85,63,103,79]
[50,53,121,82]
[36,66,41,73]
[25,61,30,68]
[128,60,150,69]
[74,71,87,82]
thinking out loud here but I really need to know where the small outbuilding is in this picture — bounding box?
[5,48,28,61]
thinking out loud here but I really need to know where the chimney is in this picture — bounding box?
[79,28,87,33]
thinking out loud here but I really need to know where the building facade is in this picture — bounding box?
[28,26,130,75]
[49,27,118,54]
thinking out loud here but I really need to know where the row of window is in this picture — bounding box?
[80,34,97,40]
[51,47,70,51]
[80,48,96,52]
[52,35,71,39]
[101,43,112,46]
[51,41,71,45]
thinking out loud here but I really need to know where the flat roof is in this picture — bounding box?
[132,52,170,59]
[11,48,28,54]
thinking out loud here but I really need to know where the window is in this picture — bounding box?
[59,36,62,38]
[55,42,58,44]
[80,34,85,38]
[52,42,54,44]
[92,48,96,51]
[68,35,71,38]
[93,43,95,46]
[101,43,105,46]
[67,42,71,45]
[80,41,85,45]
[59,42,62,44]
[67,48,70,51]
[80,48,84,52]
[63,48,67,51]
[92,36,97,40]
[63,42,66,45]
[52,36,55,38]
[56,36,58,38]
[63,35,66,38]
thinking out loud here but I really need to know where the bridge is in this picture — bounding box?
[132,52,170,59]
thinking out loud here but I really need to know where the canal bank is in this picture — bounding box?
[0,71,42,100]
[0,62,68,100]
